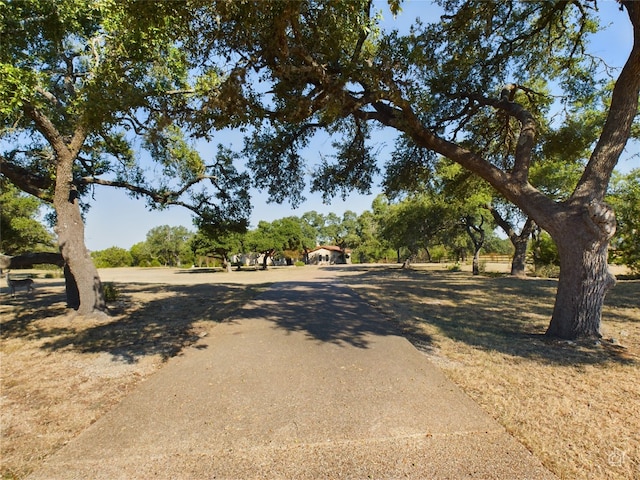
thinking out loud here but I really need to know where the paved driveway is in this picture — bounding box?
[29,271,555,479]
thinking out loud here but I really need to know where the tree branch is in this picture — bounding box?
[77,175,221,218]
[463,86,536,184]
[573,0,640,202]
[0,156,53,202]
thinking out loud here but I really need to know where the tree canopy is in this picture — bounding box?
[0,0,251,226]
[0,180,55,255]
[177,0,638,339]
[2,0,638,336]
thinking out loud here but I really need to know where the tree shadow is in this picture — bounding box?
[342,268,638,366]
[1,283,268,364]
[5,269,634,367]
[2,277,433,364]
[225,280,433,350]
[1,284,69,338]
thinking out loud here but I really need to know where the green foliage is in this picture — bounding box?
[379,193,458,259]
[530,230,560,271]
[0,180,55,254]
[608,169,640,274]
[483,234,514,255]
[189,228,243,266]
[145,225,194,267]
[242,216,317,261]
[91,247,133,268]
[351,208,395,263]
[102,282,120,302]
[1,0,250,236]
[129,241,153,267]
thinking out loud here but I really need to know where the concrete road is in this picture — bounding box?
[29,274,555,479]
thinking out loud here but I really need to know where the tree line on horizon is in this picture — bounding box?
[4,178,638,277]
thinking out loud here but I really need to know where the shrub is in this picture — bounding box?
[102,282,120,302]
[91,247,133,268]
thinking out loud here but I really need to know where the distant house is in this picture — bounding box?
[306,245,351,265]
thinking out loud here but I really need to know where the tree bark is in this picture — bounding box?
[545,201,617,339]
[510,235,529,277]
[64,263,81,310]
[22,102,107,316]
[53,151,106,315]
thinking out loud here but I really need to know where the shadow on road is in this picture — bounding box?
[2,276,431,364]
[227,281,429,350]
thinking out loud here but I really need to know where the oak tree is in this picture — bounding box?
[0,1,250,314]
[186,0,638,339]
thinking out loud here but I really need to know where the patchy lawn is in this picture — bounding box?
[343,267,639,480]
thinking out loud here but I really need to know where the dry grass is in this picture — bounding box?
[343,267,640,480]
[0,278,267,479]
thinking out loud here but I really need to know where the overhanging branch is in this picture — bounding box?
[0,156,53,202]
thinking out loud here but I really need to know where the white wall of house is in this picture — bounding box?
[307,247,351,265]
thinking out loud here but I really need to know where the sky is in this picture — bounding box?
[81,0,639,251]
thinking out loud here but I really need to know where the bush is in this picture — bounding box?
[91,247,133,268]
[448,263,462,272]
[530,231,559,268]
[533,264,560,278]
[102,282,120,302]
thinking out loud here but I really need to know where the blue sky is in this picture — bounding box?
[82,0,639,251]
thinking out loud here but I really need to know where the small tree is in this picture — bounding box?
[129,242,154,267]
[190,229,244,271]
[0,180,55,255]
[145,225,193,267]
[379,193,457,268]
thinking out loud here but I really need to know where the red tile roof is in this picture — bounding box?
[309,245,351,253]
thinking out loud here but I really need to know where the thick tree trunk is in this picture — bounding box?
[510,235,529,277]
[545,202,617,339]
[53,153,106,315]
[486,206,534,278]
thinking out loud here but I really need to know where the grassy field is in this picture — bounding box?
[1,265,638,479]
[343,267,640,479]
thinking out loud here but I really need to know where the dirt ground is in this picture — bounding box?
[1,264,638,479]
